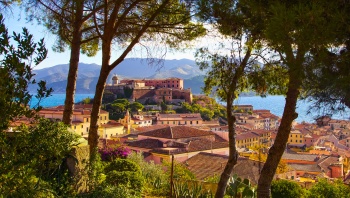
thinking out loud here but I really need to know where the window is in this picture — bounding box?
[162,121,164,124]
[100,117,102,120]
[290,135,292,137]
[185,121,187,124]
[81,125,83,128]
[290,140,292,142]
[173,121,175,124]
[105,116,107,120]
[74,126,76,129]
[86,127,89,132]
[190,121,192,124]
[300,135,302,138]
[300,140,302,143]
[196,121,199,124]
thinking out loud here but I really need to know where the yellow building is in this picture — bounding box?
[39,105,116,138]
[99,121,125,139]
[287,130,305,146]
[236,132,260,148]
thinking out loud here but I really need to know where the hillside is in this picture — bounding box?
[29,58,205,94]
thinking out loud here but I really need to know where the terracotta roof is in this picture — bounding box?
[183,153,262,184]
[127,139,164,149]
[282,152,327,162]
[151,138,228,155]
[134,124,170,132]
[139,126,214,139]
[101,122,124,128]
[317,156,341,172]
[236,132,259,141]
[289,164,321,173]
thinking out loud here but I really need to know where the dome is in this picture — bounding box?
[112,75,118,80]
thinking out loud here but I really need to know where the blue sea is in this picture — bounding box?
[30,94,94,109]
[31,94,350,124]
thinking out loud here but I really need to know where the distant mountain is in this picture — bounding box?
[148,64,205,79]
[184,75,205,94]
[30,58,205,94]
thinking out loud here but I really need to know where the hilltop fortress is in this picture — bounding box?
[105,75,192,104]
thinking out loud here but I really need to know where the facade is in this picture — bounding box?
[155,113,203,126]
[288,130,305,145]
[236,132,260,148]
[105,75,192,104]
[38,105,123,139]
[119,112,153,132]
[235,109,279,130]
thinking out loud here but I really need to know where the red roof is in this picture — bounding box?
[139,126,214,139]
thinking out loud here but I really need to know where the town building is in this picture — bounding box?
[125,125,229,164]
[38,105,124,138]
[105,75,192,104]
[155,113,203,126]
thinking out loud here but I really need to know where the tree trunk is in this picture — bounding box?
[88,40,112,154]
[257,71,301,198]
[88,66,110,153]
[62,1,84,125]
[215,96,238,198]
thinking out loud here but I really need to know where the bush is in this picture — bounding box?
[308,179,350,198]
[104,159,144,193]
[0,119,79,197]
[80,185,139,198]
[99,145,131,161]
[128,152,169,196]
[271,179,304,198]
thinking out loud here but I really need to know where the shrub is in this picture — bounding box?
[271,179,304,198]
[104,159,144,193]
[128,152,169,196]
[99,145,131,161]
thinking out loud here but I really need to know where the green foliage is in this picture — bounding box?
[82,97,92,104]
[226,174,256,198]
[129,102,144,112]
[0,14,52,131]
[200,108,214,121]
[161,101,168,113]
[102,90,116,104]
[0,118,79,197]
[104,159,144,193]
[271,179,304,198]
[114,99,130,107]
[308,179,350,198]
[127,152,169,196]
[24,0,100,56]
[173,180,214,198]
[85,150,106,194]
[123,87,133,99]
[204,174,220,183]
[82,185,140,198]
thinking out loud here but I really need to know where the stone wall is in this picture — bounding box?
[66,145,90,193]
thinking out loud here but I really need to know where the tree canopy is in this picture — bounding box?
[0,14,52,131]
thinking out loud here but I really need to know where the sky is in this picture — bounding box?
[3,7,197,70]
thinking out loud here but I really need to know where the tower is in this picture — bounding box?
[112,74,119,86]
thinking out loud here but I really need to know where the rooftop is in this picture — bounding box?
[139,126,215,139]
